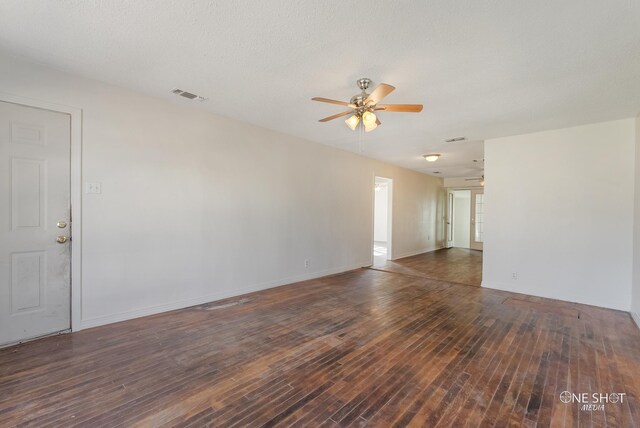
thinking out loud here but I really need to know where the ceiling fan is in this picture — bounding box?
[312,78,423,132]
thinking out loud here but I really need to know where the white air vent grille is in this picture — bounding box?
[445,136,466,143]
[171,89,207,101]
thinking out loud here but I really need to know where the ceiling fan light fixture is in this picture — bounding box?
[364,120,378,132]
[345,114,360,131]
[423,153,441,162]
[362,110,377,125]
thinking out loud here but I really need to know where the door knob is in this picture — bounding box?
[56,236,68,244]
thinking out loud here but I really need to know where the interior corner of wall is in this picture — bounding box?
[631,311,640,330]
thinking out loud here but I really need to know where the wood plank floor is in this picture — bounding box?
[372,247,483,286]
[1,268,639,427]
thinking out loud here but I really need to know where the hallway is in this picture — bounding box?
[371,248,483,286]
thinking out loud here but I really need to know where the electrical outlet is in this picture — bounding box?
[85,182,101,194]
[512,272,518,280]
[304,259,310,269]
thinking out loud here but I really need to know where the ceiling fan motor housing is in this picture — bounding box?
[350,95,366,105]
[351,79,376,117]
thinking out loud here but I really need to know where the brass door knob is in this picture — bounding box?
[56,236,68,244]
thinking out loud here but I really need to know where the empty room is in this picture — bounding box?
[1,1,640,427]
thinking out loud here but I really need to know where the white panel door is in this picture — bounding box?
[470,189,484,251]
[0,101,71,345]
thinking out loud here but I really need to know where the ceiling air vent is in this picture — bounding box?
[171,89,207,101]
[445,136,466,143]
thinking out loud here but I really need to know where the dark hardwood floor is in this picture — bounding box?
[1,268,639,427]
[372,247,483,286]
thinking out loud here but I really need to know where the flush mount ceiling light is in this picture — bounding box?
[423,153,441,162]
[312,78,423,133]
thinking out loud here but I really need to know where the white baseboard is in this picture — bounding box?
[482,281,628,312]
[392,246,443,260]
[0,329,71,349]
[79,262,368,330]
[631,311,640,330]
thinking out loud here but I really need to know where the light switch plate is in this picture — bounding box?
[85,182,102,194]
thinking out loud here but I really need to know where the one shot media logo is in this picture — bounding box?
[559,391,627,411]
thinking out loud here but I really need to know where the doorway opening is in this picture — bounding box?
[446,188,484,251]
[373,176,392,265]
[451,190,471,248]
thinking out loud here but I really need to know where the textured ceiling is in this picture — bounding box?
[0,1,639,177]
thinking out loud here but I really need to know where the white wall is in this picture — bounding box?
[452,191,471,248]
[0,51,443,329]
[483,119,635,311]
[632,115,640,326]
[373,184,389,242]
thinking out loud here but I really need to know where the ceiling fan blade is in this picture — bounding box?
[375,104,423,112]
[365,83,395,105]
[318,110,353,122]
[312,97,355,108]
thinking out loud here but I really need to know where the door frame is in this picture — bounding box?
[470,188,484,251]
[445,189,454,248]
[446,186,483,250]
[0,92,83,332]
[371,175,393,265]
